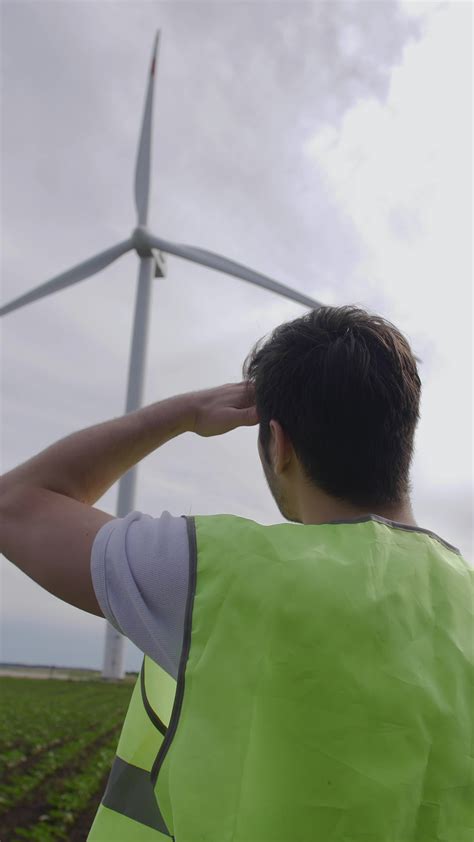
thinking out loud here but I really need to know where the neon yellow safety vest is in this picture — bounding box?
[88,513,474,841]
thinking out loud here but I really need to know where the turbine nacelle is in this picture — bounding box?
[131,225,167,277]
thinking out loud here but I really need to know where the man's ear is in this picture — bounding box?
[269,419,292,474]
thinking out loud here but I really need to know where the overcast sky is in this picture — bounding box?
[1,1,472,672]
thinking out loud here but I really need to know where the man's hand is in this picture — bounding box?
[189,381,260,438]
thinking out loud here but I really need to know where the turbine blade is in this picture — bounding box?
[147,234,323,310]
[134,30,160,226]
[0,239,133,317]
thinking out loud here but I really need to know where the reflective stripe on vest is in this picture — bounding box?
[88,655,177,839]
[89,513,474,841]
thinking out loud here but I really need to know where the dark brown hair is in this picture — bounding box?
[242,304,422,509]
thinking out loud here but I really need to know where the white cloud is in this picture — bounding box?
[303,1,472,526]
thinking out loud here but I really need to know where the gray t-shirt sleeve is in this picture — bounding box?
[90,509,189,680]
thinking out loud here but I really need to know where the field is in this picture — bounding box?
[0,675,136,841]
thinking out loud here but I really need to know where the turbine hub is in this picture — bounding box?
[131,225,152,257]
[131,226,167,278]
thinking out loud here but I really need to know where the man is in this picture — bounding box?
[1,304,472,840]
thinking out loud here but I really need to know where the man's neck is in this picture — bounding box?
[299,497,418,528]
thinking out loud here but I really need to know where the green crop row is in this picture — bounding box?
[13,734,120,842]
[0,678,134,754]
[0,676,136,838]
[0,680,134,748]
[0,724,114,812]
[1,737,63,774]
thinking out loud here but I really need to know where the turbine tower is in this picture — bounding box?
[1,30,323,679]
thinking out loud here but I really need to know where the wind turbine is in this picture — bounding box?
[1,30,323,679]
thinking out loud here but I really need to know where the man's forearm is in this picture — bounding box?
[0,394,195,507]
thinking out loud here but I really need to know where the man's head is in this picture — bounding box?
[242,304,422,524]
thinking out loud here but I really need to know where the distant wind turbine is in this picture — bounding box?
[1,30,323,679]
